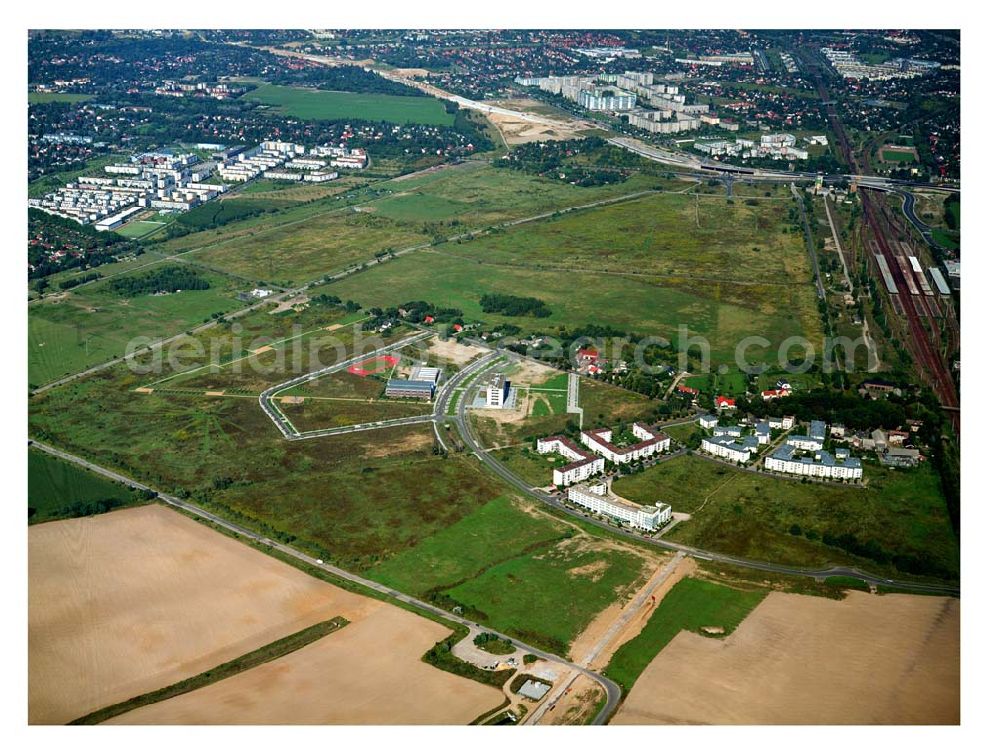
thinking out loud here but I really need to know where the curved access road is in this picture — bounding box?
[454,359,958,598]
[28,439,622,725]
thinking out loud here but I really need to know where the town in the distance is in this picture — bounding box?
[27,28,959,728]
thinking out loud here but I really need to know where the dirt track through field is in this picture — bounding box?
[108,603,503,724]
[29,504,491,724]
[613,590,959,725]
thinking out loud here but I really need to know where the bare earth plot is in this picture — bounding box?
[613,591,959,725]
[29,504,497,724]
[109,602,503,725]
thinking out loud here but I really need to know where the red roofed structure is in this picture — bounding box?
[715,395,737,410]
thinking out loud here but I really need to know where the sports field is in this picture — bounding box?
[115,220,168,239]
[242,83,454,126]
[613,590,959,724]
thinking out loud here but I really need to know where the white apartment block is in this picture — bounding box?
[577,88,637,111]
[764,444,863,480]
[580,423,670,465]
[698,414,719,429]
[484,373,508,409]
[536,436,606,487]
[786,420,827,452]
[701,435,758,464]
[567,482,671,532]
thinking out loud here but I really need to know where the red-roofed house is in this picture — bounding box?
[761,389,791,401]
[715,395,737,411]
[423,315,435,324]
[676,384,699,397]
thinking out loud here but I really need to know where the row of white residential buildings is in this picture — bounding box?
[28,151,228,227]
[764,443,863,480]
[536,435,606,487]
[218,141,366,184]
[537,422,671,487]
[581,423,671,464]
[567,481,671,532]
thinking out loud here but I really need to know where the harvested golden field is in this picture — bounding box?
[108,603,503,725]
[30,505,386,722]
[613,590,959,725]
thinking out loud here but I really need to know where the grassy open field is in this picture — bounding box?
[323,182,820,366]
[368,496,570,595]
[604,576,766,692]
[242,83,454,126]
[139,164,672,289]
[29,266,248,388]
[29,92,94,104]
[115,220,169,239]
[368,163,667,229]
[30,358,511,570]
[579,377,662,428]
[331,251,817,366]
[445,535,648,654]
[444,191,806,282]
[28,449,147,524]
[612,454,959,581]
[278,397,431,432]
[368,495,654,655]
[492,446,562,487]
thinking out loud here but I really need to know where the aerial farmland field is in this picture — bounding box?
[29,504,501,725]
[613,590,959,724]
[242,83,455,126]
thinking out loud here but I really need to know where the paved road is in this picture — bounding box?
[28,439,622,726]
[899,189,947,252]
[257,331,434,439]
[453,360,959,597]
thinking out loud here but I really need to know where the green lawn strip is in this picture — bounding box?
[824,575,871,590]
[28,449,151,524]
[70,616,350,724]
[604,577,766,692]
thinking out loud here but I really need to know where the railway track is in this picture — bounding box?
[803,47,959,428]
